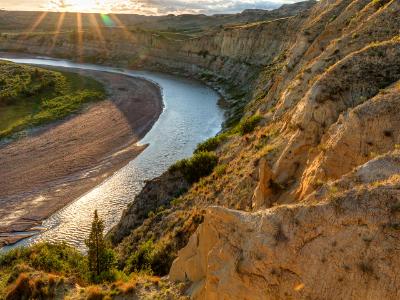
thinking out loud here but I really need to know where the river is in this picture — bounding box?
[0,56,224,251]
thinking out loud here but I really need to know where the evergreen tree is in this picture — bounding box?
[85,210,115,281]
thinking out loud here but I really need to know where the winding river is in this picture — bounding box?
[1,56,224,252]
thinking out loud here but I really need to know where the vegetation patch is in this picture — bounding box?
[0,60,105,139]
[169,151,219,183]
[121,211,204,276]
[194,133,229,153]
[234,115,263,135]
[0,242,89,299]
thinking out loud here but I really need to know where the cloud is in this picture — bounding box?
[111,0,298,15]
[139,0,274,14]
[0,0,302,14]
[47,0,72,9]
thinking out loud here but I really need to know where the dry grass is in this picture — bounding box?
[5,272,61,300]
[111,278,137,295]
[86,286,106,300]
[5,273,32,300]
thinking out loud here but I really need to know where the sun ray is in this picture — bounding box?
[49,12,66,54]
[109,14,137,43]
[76,12,84,62]
[27,11,48,34]
[17,12,48,48]
[89,13,107,50]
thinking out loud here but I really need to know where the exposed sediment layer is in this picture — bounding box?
[169,0,400,298]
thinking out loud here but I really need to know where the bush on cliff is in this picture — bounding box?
[235,115,262,135]
[194,133,229,153]
[169,151,218,183]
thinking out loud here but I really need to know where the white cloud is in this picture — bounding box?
[0,0,302,15]
[110,0,300,15]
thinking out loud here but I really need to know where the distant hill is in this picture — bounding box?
[0,1,316,34]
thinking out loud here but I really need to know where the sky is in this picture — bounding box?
[0,0,302,15]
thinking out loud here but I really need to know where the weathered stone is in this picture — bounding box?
[252,158,274,209]
[171,171,400,299]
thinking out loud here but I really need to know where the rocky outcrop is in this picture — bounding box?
[252,158,274,209]
[299,81,400,198]
[170,160,400,299]
[109,171,188,245]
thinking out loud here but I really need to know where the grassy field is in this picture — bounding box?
[0,242,185,299]
[0,60,105,139]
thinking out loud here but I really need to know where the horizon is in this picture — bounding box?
[0,0,304,15]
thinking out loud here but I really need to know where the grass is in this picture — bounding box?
[194,133,229,153]
[0,243,89,299]
[0,241,181,299]
[0,243,89,282]
[0,60,105,139]
[229,114,263,136]
[169,151,219,184]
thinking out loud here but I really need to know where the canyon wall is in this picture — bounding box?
[168,0,400,298]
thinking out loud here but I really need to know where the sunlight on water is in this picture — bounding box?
[1,57,224,251]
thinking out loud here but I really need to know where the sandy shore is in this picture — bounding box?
[0,69,162,246]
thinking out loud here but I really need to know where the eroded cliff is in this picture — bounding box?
[168,0,400,298]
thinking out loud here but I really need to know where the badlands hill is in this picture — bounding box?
[0,1,314,33]
[114,0,400,298]
[1,0,399,299]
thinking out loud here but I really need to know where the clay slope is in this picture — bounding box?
[169,0,400,298]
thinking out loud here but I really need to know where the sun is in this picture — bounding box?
[48,0,113,13]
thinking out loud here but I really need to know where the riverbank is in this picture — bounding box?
[0,68,163,247]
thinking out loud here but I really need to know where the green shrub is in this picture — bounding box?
[235,115,262,135]
[125,239,155,274]
[214,164,227,177]
[198,50,209,58]
[124,239,175,276]
[0,243,89,282]
[194,133,228,153]
[169,151,218,183]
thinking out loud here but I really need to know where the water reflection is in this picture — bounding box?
[1,57,223,251]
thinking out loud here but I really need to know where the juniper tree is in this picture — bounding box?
[85,210,115,281]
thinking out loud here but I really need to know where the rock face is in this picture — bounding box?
[109,171,188,244]
[252,158,274,209]
[169,0,400,298]
[171,148,400,299]
[171,166,400,300]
